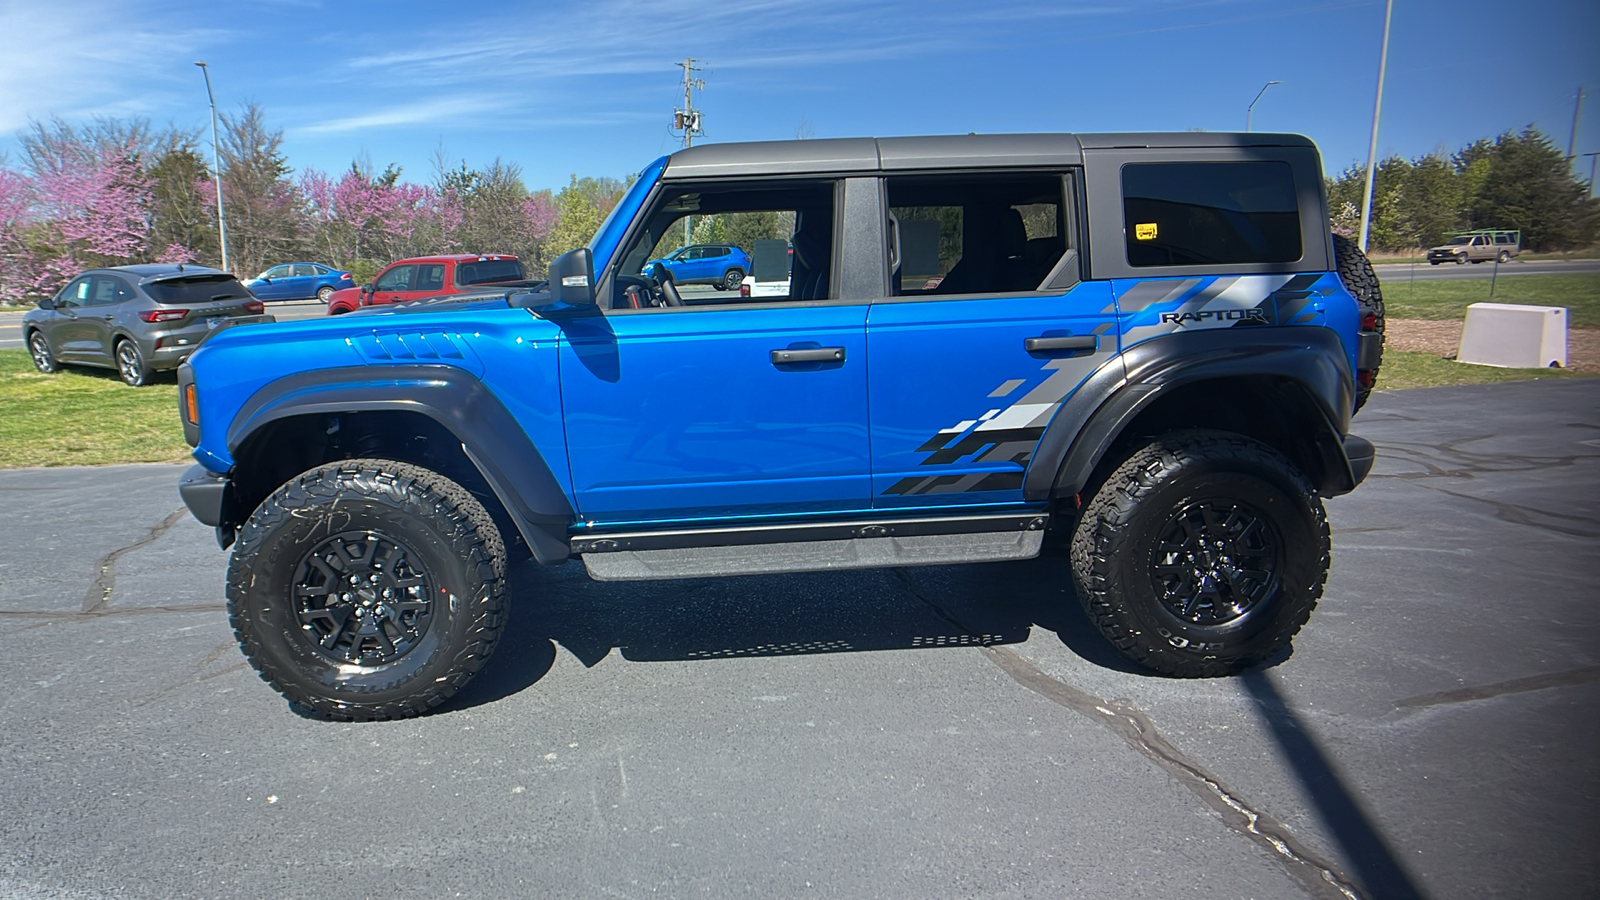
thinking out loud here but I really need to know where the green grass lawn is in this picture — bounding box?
[0,349,191,468]
[1377,349,1588,391]
[1379,272,1600,328]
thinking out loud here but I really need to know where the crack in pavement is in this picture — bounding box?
[80,509,189,614]
[890,569,1362,899]
[1394,664,1600,710]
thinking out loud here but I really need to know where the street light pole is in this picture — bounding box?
[194,61,229,273]
[1584,151,1600,198]
[1358,0,1394,253]
[1246,80,1283,132]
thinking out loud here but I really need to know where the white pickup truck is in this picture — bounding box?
[1427,230,1521,265]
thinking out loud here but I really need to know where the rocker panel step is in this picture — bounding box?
[581,529,1045,582]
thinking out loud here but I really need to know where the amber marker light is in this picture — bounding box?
[184,383,200,425]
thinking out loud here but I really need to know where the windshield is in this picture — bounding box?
[145,274,251,305]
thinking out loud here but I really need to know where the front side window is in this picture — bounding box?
[612,180,836,309]
[56,277,92,307]
[265,265,291,279]
[1122,161,1301,267]
[887,173,1069,295]
[374,265,414,291]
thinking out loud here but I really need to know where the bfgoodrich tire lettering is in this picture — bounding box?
[226,459,507,720]
[1069,430,1328,677]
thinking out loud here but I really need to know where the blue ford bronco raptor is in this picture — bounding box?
[177,132,1383,720]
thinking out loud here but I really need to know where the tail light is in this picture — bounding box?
[339,273,352,280]
[740,283,750,298]
[139,308,188,323]
[244,300,265,315]
[1361,313,1378,331]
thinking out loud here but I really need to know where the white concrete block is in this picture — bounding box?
[1457,302,1568,368]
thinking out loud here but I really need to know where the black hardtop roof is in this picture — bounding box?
[663,132,1316,179]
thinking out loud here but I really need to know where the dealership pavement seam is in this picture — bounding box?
[80,508,188,614]
[1393,664,1600,709]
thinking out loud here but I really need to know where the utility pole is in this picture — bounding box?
[194,61,229,272]
[1358,0,1394,253]
[1568,86,1585,162]
[673,58,705,247]
[1583,151,1600,198]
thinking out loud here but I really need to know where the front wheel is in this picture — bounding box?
[1455,254,1468,265]
[1069,431,1328,678]
[226,459,508,720]
[115,339,153,387]
[28,332,60,374]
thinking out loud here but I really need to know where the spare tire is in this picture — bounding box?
[1333,233,1384,413]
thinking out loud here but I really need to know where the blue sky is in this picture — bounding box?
[1,0,1596,190]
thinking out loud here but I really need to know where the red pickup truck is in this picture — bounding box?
[326,254,527,315]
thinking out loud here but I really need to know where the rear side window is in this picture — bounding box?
[457,259,525,285]
[145,275,251,305]
[1122,161,1300,267]
[887,173,1070,296]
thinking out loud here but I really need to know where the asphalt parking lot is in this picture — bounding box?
[1,379,1596,900]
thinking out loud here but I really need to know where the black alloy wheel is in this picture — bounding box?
[227,459,507,720]
[1151,499,1281,627]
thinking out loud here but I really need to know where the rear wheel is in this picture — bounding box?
[317,285,334,302]
[1069,430,1328,677]
[722,268,745,291]
[115,339,153,387]
[226,459,507,720]
[1333,233,1384,413]
[1497,250,1510,264]
[28,332,60,374]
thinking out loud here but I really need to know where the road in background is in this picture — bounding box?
[1374,258,1600,282]
[2,379,1596,900]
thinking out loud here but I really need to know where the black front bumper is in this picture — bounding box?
[179,464,237,549]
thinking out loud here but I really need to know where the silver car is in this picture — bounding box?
[23,265,273,386]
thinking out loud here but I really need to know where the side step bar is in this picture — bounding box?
[575,512,1049,582]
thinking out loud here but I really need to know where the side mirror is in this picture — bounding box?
[360,283,374,294]
[36,297,56,310]
[548,248,596,308]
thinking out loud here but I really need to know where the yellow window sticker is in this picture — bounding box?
[1135,223,1158,241]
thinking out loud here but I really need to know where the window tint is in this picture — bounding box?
[1122,161,1300,267]
[616,180,835,309]
[374,266,414,291]
[456,258,525,285]
[887,173,1069,296]
[415,264,446,292]
[144,275,251,305]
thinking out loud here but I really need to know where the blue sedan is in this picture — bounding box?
[243,263,353,302]
[641,244,751,291]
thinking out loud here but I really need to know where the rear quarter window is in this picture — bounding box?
[1122,161,1300,267]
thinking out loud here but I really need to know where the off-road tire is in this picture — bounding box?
[1069,430,1329,678]
[1333,233,1384,413]
[226,459,507,720]
[28,331,60,374]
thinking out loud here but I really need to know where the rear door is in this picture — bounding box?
[866,171,1118,508]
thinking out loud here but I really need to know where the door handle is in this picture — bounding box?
[1024,335,1098,353]
[771,346,846,365]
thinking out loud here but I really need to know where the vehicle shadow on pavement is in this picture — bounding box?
[447,553,1149,711]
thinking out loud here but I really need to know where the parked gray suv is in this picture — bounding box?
[24,265,272,386]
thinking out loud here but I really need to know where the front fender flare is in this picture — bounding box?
[228,364,573,563]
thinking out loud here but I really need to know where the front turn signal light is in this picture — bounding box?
[184,383,199,425]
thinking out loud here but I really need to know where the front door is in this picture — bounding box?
[867,171,1119,509]
[560,177,870,526]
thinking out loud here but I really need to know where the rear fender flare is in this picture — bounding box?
[228,364,573,563]
[1027,328,1358,501]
